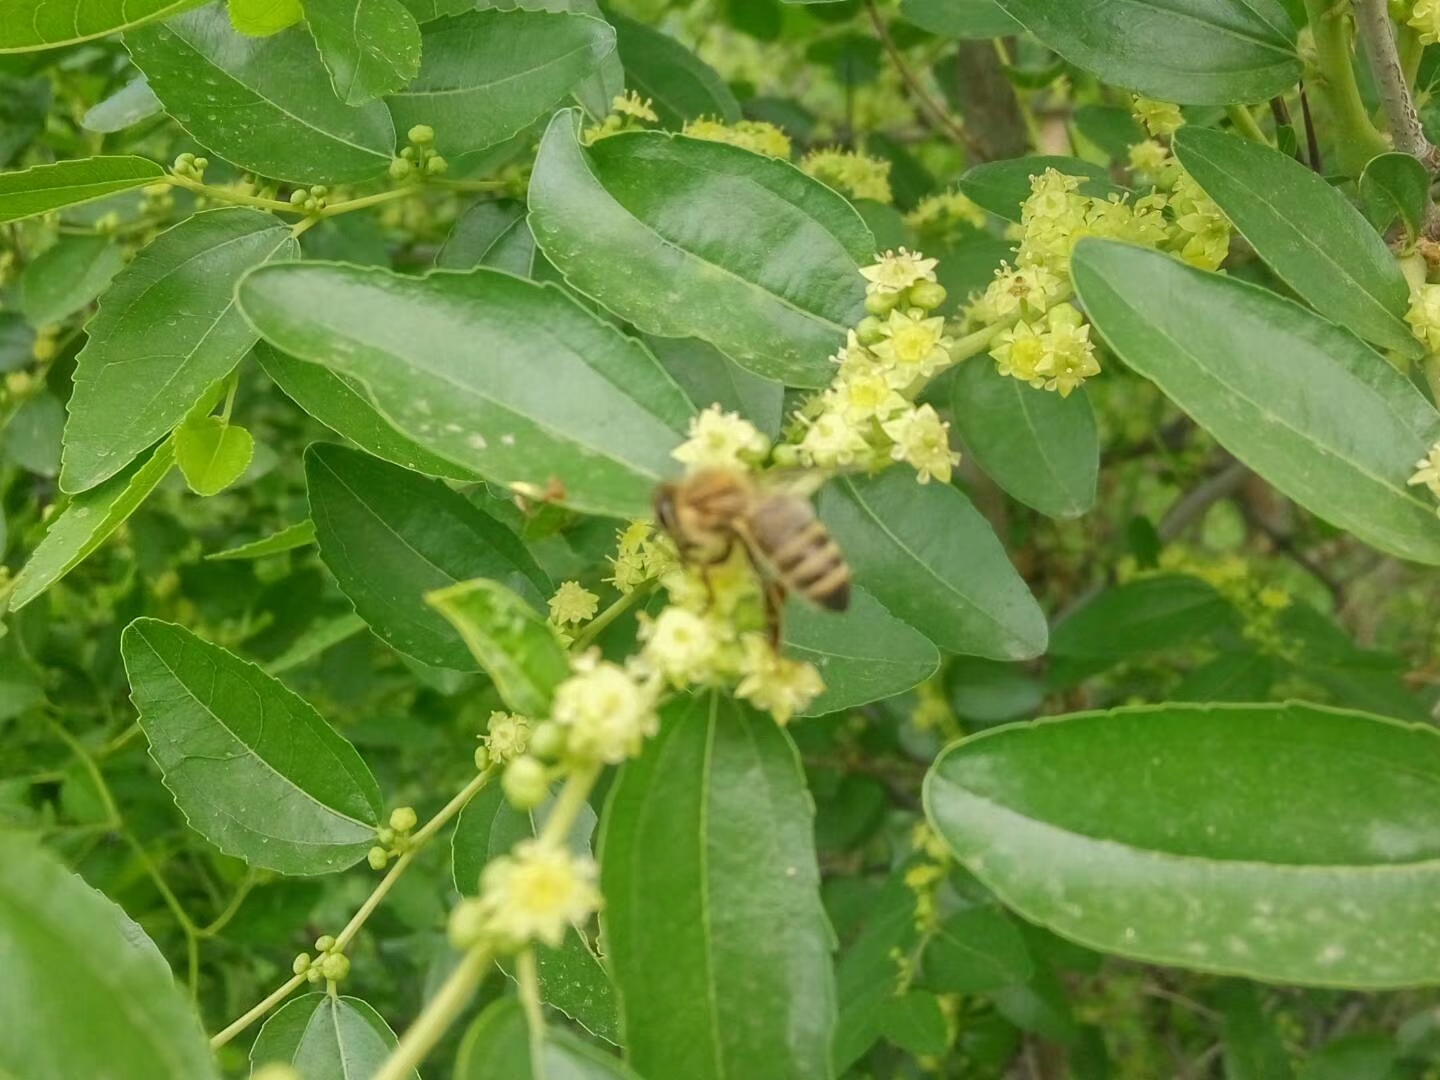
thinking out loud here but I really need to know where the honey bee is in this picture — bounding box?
[653,466,851,644]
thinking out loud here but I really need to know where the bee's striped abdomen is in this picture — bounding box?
[748,496,851,612]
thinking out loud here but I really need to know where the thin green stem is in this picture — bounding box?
[219,375,238,424]
[1303,0,1389,173]
[572,584,652,651]
[210,973,309,1049]
[517,949,547,1060]
[197,872,257,939]
[373,946,494,1080]
[166,173,296,214]
[538,765,602,847]
[1225,104,1269,144]
[318,187,415,218]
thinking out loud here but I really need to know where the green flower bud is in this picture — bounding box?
[320,952,350,981]
[474,744,492,772]
[367,846,389,870]
[314,934,336,953]
[425,154,448,176]
[193,157,208,170]
[376,826,396,846]
[408,124,435,145]
[292,952,312,975]
[527,720,566,760]
[855,315,886,345]
[389,158,414,180]
[389,806,418,832]
[310,185,328,198]
[448,897,487,949]
[501,756,549,809]
[306,965,325,983]
[289,189,308,205]
[864,290,900,316]
[907,281,947,311]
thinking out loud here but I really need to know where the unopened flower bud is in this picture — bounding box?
[408,124,435,145]
[289,189,307,205]
[389,158,414,180]
[292,952,312,975]
[865,290,900,316]
[367,846,389,870]
[855,315,886,345]
[314,934,336,953]
[425,154,448,175]
[319,952,350,981]
[527,720,567,760]
[502,756,549,809]
[389,806,418,832]
[474,744,492,772]
[907,281,947,311]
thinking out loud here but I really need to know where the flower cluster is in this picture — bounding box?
[389,124,447,180]
[905,189,988,247]
[583,90,659,142]
[786,250,961,483]
[800,148,893,203]
[1406,283,1440,351]
[607,520,678,594]
[682,117,793,158]
[450,840,601,951]
[1410,441,1440,514]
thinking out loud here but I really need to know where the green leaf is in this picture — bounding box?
[426,578,570,715]
[18,234,126,326]
[1359,151,1430,242]
[610,10,741,126]
[175,416,255,495]
[229,0,303,35]
[1220,981,1295,1080]
[1298,1034,1396,1080]
[237,262,694,519]
[206,518,316,560]
[599,693,835,1080]
[304,0,422,104]
[387,9,615,159]
[121,617,383,874]
[784,585,940,716]
[0,0,203,51]
[126,5,397,184]
[833,866,921,1072]
[900,0,1020,37]
[0,833,218,1080]
[10,440,175,611]
[3,392,64,476]
[250,993,415,1079]
[819,471,1048,660]
[436,199,537,276]
[957,155,1120,223]
[992,0,1301,105]
[451,783,618,1042]
[919,906,1034,994]
[645,335,785,439]
[529,110,873,387]
[61,208,297,493]
[82,77,165,134]
[925,701,1440,988]
[0,156,165,224]
[256,341,475,481]
[455,998,641,1080]
[1072,239,1440,565]
[1173,127,1420,357]
[1172,651,1276,702]
[947,359,1098,518]
[306,443,549,671]
[1050,575,1238,659]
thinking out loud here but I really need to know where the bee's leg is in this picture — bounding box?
[762,577,787,649]
[698,537,734,611]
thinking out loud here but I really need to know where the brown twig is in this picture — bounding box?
[865,0,987,159]
[1353,0,1438,167]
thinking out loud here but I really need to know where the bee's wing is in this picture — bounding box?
[754,465,865,500]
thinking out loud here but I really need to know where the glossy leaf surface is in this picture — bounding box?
[18,234,125,325]
[600,693,834,1080]
[239,262,693,519]
[306,443,548,670]
[122,618,383,874]
[0,833,217,1080]
[455,999,640,1079]
[175,416,254,496]
[1073,239,1440,565]
[304,0,421,104]
[62,208,296,493]
[610,11,740,126]
[925,702,1440,987]
[427,578,570,716]
[1359,152,1430,241]
[948,360,1097,518]
[820,470,1048,660]
[0,156,165,224]
[0,0,203,50]
[250,994,412,1079]
[1173,127,1419,357]
[529,111,872,387]
[992,0,1301,105]
[126,5,396,183]
[387,9,615,158]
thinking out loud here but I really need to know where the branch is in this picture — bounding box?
[1353,0,1438,167]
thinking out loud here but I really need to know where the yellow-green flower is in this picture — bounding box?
[881,404,960,484]
[1132,95,1185,138]
[802,147,893,203]
[683,117,792,158]
[548,580,599,625]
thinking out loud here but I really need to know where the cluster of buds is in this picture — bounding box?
[292,934,350,986]
[800,147,893,204]
[171,152,209,181]
[784,249,961,483]
[1410,441,1440,516]
[584,90,660,143]
[287,184,329,214]
[681,117,792,158]
[366,806,419,870]
[389,124,447,180]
